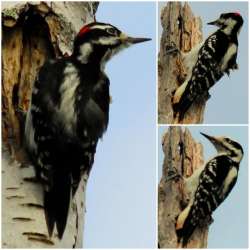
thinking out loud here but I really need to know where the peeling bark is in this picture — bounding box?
[2,2,98,248]
[158,127,208,248]
[158,2,206,124]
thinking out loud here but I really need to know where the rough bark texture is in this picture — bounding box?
[2,2,98,248]
[158,2,207,124]
[158,127,208,248]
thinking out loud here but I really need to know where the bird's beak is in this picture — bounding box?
[200,132,218,144]
[200,132,223,150]
[120,33,151,44]
[126,37,152,44]
[207,18,221,27]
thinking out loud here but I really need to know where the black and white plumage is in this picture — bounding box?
[172,12,244,121]
[176,132,243,247]
[24,22,150,238]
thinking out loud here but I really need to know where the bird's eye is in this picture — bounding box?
[226,138,231,143]
[106,27,117,36]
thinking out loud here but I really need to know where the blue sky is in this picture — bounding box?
[158,126,248,248]
[84,2,156,248]
[158,2,248,124]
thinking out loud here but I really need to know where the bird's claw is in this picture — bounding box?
[232,62,239,70]
[165,41,180,56]
[165,167,181,182]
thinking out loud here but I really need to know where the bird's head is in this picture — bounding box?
[73,22,151,68]
[200,132,244,163]
[207,12,243,35]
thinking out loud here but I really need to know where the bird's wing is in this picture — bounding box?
[173,31,228,119]
[176,155,237,246]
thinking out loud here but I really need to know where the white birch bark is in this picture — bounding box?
[2,2,98,247]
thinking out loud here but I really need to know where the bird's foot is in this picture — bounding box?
[226,63,239,76]
[206,91,211,100]
[15,107,26,122]
[199,214,214,227]
[232,62,239,70]
[165,166,181,182]
[166,42,180,56]
[205,214,214,225]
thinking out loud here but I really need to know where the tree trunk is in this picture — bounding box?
[158,127,208,248]
[2,2,98,247]
[158,2,206,124]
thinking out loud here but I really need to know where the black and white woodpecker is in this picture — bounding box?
[24,22,151,238]
[176,132,244,247]
[171,12,243,121]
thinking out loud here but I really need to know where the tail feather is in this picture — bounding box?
[44,191,56,237]
[55,175,71,239]
[176,204,196,247]
[44,174,71,239]
[172,80,194,121]
[173,96,194,121]
[176,224,196,248]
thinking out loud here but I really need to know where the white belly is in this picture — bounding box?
[221,43,237,72]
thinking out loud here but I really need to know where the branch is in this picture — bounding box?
[158,2,206,124]
[158,127,208,248]
[2,2,98,247]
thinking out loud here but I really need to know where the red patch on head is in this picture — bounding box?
[78,26,91,37]
[234,12,241,17]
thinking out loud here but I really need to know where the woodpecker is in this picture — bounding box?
[24,22,150,238]
[176,132,243,247]
[171,12,244,121]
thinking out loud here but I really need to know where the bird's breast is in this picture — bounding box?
[55,69,80,134]
[75,82,110,141]
[220,165,238,198]
[220,43,237,72]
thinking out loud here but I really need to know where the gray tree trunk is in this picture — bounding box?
[2,2,98,247]
[158,127,209,248]
[158,2,206,124]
